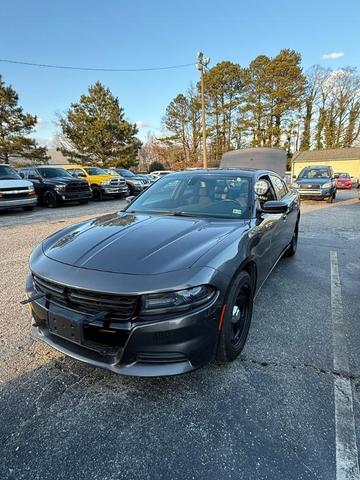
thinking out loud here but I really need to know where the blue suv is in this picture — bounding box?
[291,165,336,203]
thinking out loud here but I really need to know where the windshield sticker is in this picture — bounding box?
[232,209,242,215]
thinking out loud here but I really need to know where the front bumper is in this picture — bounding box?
[28,283,221,377]
[297,187,333,199]
[102,186,129,196]
[59,191,93,202]
[0,196,37,209]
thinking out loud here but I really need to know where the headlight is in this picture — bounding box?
[54,185,66,193]
[322,182,332,188]
[28,187,36,195]
[291,182,299,188]
[140,285,216,315]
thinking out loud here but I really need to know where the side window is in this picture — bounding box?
[270,175,287,199]
[28,168,40,180]
[69,168,86,177]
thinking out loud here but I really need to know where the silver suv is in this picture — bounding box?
[0,164,38,211]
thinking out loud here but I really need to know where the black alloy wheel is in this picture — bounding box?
[216,271,253,362]
[285,222,298,257]
[43,190,59,208]
[92,186,103,202]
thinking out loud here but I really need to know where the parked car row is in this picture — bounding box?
[0,164,175,212]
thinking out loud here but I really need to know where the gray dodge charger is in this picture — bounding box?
[25,168,300,376]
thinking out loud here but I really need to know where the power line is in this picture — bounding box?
[0,58,195,72]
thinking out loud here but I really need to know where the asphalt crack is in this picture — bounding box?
[240,356,359,381]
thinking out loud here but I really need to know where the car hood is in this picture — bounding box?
[43,177,88,186]
[43,212,246,275]
[0,179,33,189]
[296,178,331,185]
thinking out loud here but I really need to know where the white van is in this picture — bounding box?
[0,164,38,211]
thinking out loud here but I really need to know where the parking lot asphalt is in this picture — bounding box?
[1,190,359,480]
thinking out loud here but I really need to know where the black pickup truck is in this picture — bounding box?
[18,166,93,208]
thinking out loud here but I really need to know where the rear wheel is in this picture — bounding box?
[91,186,103,202]
[23,206,34,212]
[285,221,298,257]
[43,190,59,208]
[216,271,253,362]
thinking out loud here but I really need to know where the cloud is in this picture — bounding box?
[322,52,344,60]
[34,135,55,147]
[136,120,151,129]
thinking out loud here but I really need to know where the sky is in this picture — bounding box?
[1,0,360,146]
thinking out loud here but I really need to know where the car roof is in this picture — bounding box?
[172,168,281,177]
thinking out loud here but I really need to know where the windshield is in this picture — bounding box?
[84,167,107,175]
[37,167,72,178]
[126,173,252,219]
[337,172,350,178]
[116,169,135,178]
[298,167,331,179]
[0,165,21,180]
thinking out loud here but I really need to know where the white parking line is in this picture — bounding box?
[330,251,360,480]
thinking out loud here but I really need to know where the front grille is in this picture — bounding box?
[110,178,121,186]
[2,192,31,199]
[0,187,31,199]
[299,184,320,190]
[33,275,138,322]
[65,183,90,192]
[0,186,29,192]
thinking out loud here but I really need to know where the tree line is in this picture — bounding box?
[0,78,141,167]
[1,48,360,170]
[147,49,360,170]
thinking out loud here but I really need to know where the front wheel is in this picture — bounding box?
[43,190,59,208]
[326,195,333,203]
[284,222,298,257]
[216,271,253,362]
[91,186,103,202]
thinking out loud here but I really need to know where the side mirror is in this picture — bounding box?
[334,174,339,179]
[261,201,288,214]
[126,196,135,204]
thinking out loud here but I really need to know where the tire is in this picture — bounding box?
[216,271,253,362]
[23,206,34,212]
[285,221,298,257]
[326,195,333,203]
[43,190,59,208]
[91,186,103,202]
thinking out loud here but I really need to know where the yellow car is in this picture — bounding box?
[64,166,128,201]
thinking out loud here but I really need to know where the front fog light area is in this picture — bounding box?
[141,285,216,315]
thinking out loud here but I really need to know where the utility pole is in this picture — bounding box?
[196,52,210,168]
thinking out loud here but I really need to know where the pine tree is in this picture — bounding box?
[58,81,141,168]
[0,75,49,164]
